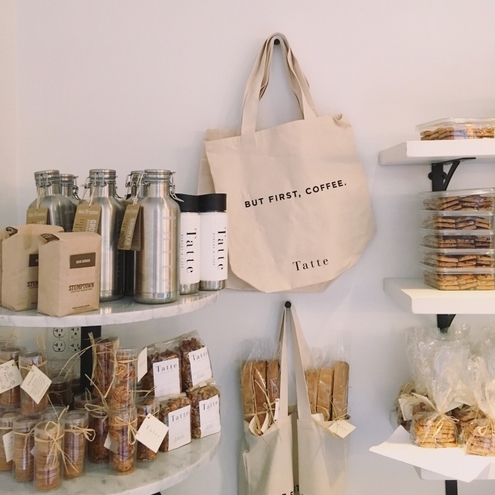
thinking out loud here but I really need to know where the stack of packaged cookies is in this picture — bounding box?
[418,188,495,290]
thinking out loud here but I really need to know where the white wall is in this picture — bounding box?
[5,1,495,494]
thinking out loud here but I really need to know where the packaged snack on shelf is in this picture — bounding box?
[0,344,23,408]
[420,229,495,249]
[62,410,92,479]
[420,247,495,269]
[91,336,119,399]
[42,405,68,423]
[19,349,49,415]
[136,396,160,461]
[141,340,181,398]
[419,209,494,231]
[450,404,485,446]
[419,188,495,211]
[186,382,221,439]
[416,118,495,140]
[406,328,470,448]
[421,264,495,290]
[87,404,109,464]
[108,406,138,474]
[108,347,138,409]
[158,394,191,452]
[0,407,18,471]
[177,331,213,391]
[34,420,63,491]
[12,413,42,482]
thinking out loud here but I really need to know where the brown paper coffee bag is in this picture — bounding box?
[1,224,64,311]
[0,228,10,306]
[37,232,101,317]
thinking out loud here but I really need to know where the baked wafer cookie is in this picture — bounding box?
[332,361,349,420]
[316,367,334,421]
[240,361,256,422]
[305,369,319,415]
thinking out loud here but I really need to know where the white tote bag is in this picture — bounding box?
[288,302,347,495]
[201,33,375,293]
[239,305,295,495]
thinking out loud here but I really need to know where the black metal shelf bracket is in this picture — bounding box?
[428,157,476,192]
[437,314,456,334]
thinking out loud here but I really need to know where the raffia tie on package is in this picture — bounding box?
[63,414,95,478]
[109,410,138,474]
[90,334,119,399]
[34,421,65,491]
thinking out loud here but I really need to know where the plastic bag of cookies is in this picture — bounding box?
[176,331,213,392]
[158,393,192,451]
[186,381,221,439]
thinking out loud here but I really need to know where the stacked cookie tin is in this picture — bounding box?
[418,188,495,290]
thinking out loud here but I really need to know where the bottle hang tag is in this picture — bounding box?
[73,204,102,233]
[26,208,48,225]
[118,203,141,251]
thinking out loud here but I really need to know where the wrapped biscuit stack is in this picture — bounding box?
[240,340,280,436]
[305,361,349,422]
[418,188,495,291]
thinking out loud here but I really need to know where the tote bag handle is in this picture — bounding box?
[241,33,318,134]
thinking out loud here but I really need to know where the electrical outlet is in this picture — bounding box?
[46,326,82,361]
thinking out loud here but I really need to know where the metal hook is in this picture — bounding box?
[274,38,280,45]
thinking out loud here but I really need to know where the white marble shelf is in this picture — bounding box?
[379,140,495,166]
[0,292,219,328]
[384,277,495,314]
[0,433,221,495]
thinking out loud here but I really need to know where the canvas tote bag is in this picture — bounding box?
[239,305,294,495]
[201,33,375,293]
[288,302,347,495]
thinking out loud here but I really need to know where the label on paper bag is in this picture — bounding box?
[189,347,213,387]
[168,405,191,450]
[0,359,23,394]
[199,394,221,438]
[136,413,168,453]
[328,419,356,438]
[2,431,13,462]
[20,365,51,404]
[152,358,181,397]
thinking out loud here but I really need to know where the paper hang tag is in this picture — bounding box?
[26,208,48,225]
[137,347,148,383]
[2,431,13,463]
[104,433,119,454]
[117,203,141,251]
[136,413,168,453]
[0,359,23,394]
[72,204,101,233]
[328,419,356,438]
[20,365,52,404]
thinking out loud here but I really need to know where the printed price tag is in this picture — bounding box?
[2,431,13,462]
[168,405,191,451]
[118,203,141,250]
[189,347,213,387]
[198,394,221,438]
[137,347,148,383]
[153,358,181,397]
[0,359,23,394]
[20,365,52,404]
[136,414,168,453]
[328,420,356,438]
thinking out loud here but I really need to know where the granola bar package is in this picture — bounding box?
[159,394,192,451]
[176,331,213,392]
[186,383,221,439]
[140,339,181,398]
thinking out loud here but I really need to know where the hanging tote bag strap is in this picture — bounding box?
[239,303,294,495]
[288,302,336,495]
[241,33,317,134]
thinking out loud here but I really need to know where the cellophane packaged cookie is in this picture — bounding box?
[158,393,192,451]
[176,331,213,391]
[186,382,220,439]
[239,339,280,436]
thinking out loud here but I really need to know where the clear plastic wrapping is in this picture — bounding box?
[108,407,137,474]
[12,413,42,482]
[91,336,119,399]
[0,345,22,407]
[19,350,48,415]
[108,347,137,409]
[0,407,18,471]
[158,394,191,452]
[34,420,63,491]
[136,396,159,461]
[62,410,91,478]
[177,331,213,391]
[186,383,220,439]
